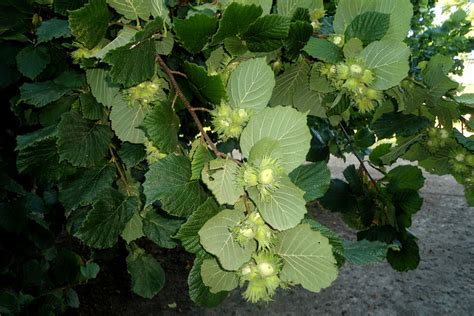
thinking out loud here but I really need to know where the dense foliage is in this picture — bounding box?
[0,0,473,313]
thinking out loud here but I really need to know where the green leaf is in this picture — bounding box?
[277,0,323,17]
[387,234,420,271]
[184,62,226,104]
[156,33,174,55]
[110,95,149,144]
[221,0,272,15]
[343,240,390,265]
[175,198,221,254]
[227,57,275,111]
[372,0,413,41]
[94,27,137,59]
[453,129,474,152]
[54,0,86,15]
[369,143,392,166]
[202,158,244,205]
[386,165,424,192]
[224,36,248,56]
[242,14,290,52]
[191,144,212,180]
[201,258,239,293]
[211,3,262,44]
[16,125,57,151]
[334,0,412,42]
[142,100,179,152]
[284,21,313,60]
[292,82,326,118]
[106,0,150,20]
[151,0,170,24]
[188,256,228,307]
[80,262,100,279]
[68,0,109,49]
[198,209,256,270]
[345,11,390,45]
[275,224,338,292]
[104,40,155,87]
[16,46,50,80]
[303,218,345,267]
[289,162,331,202]
[423,64,459,99]
[248,176,307,231]
[144,155,208,217]
[86,69,119,107]
[360,40,410,90]
[36,18,71,43]
[240,106,311,173]
[309,66,336,93]
[371,113,430,139]
[143,210,183,248]
[57,111,113,168]
[174,14,218,53]
[343,38,364,58]
[270,60,310,105]
[76,188,138,248]
[19,81,70,108]
[121,210,144,243]
[303,38,342,63]
[380,134,424,165]
[80,93,106,120]
[59,164,116,210]
[127,247,165,298]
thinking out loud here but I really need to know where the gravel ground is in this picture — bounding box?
[78,156,474,316]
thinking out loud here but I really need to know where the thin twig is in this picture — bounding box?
[339,124,380,191]
[155,54,225,159]
[170,70,188,78]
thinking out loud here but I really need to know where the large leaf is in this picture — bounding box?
[386,234,420,271]
[104,40,156,87]
[36,18,71,43]
[110,95,149,144]
[284,21,313,60]
[386,165,424,192]
[212,3,262,44]
[453,129,474,152]
[174,14,218,53]
[277,0,323,17]
[303,38,342,64]
[106,0,150,20]
[76,188,138,249]
[227,58,275,111]
[19,81,71,108]
[242,14,291,52]
[334,0,412,42]
[360,40,411,90]
[248,176,307,231]
[201,158,244,205]
[240,106,311,173]
[121,210,144,244]
[151,0,170,23]
[142,101,179,152]
[198,209,256,270]
[86,69,119,107]
[184,62,226,104]
[343,240,390,265]
[127,247,165,298]
[144,155,208,217]
[59,164,116,210]
[188,256,228,307]
[371,113,430,138]
[221,0,272,15]
[175,198,221,254]
[143,211,183,249]
[269,60,310,107]
[94,27,137,59]
[68,0,109,49]
[275,224,338,292]
[201,258,239,293]
[345,11,390,45]
[16,46,50,79]
[57,111,113,168]
[289,162,331,202]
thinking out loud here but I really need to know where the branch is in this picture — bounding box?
[155,54,225,159]
[339,124,380,191]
